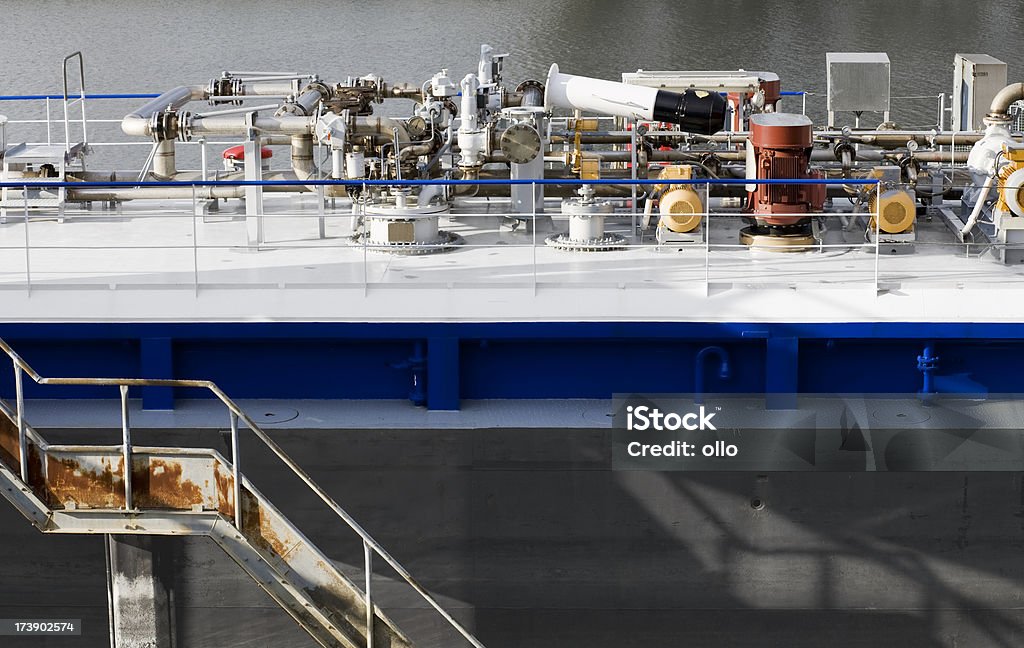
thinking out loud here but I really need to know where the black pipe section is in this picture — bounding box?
[651,89,728,135]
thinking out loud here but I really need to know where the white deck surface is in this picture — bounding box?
[0,193,1021,323]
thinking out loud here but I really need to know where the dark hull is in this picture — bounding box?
[2,427,1022,647]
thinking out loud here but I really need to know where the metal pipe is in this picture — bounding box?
[194,103,280,118]
[190,114,312,135]
[241,81,299,96]
[290,134,316,179]
[989,82,1024,117]
[152,139,176,179]
[121,86,206,137]
[960,174,994,237]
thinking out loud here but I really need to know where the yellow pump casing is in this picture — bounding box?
[995,143,1024,217]
[657,165,703,233]
[868,189,917,234]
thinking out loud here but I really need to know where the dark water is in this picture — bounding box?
[2,0,1024,148]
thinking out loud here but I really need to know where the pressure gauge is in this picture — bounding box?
[500,123,542,164]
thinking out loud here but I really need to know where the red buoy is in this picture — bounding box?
[222,145,273,160]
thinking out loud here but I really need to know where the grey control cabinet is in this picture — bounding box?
[826,52,891,127]
[952,53,1007,131]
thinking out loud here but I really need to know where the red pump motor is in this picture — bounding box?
[742,113,825,248]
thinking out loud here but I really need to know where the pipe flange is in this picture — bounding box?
[301,80,333,102]
[545,232,627,251]
[149,110,180,142]
[833,141,855,162]
[176,110,193,142]
[208,75,243,106]
[349,230,464,255]
[515,79,544,94]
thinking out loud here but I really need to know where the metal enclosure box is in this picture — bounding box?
[826,52,890,114]
[952,53,1007,131]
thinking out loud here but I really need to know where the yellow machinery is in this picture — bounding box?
[653,165,704,244]
[995,143,1024,217]
[861,166,917,254]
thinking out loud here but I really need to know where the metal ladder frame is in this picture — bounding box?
[0,337,486,648]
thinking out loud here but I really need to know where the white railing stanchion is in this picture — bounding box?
[532,181,537,294]
[230,411,242,529]
[120,384,133,511]
[14,363,27,482]
[192,184,199,293]
[45,98,51,146]
[362,182,368,295]
[874,181,881,293]
[364,540,374,648]
[22,186,30,295]
[704,181,711,296]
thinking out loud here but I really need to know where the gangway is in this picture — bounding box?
[0,338,485,648]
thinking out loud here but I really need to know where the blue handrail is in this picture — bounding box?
[0,177,879,189]
[0,93,161,102]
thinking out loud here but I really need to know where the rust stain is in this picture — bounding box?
[0,411,19,471]
[41,453,125,509]
[240,487,295,558]
[132,458,205,510]
[213,461,235,519]
[26,442,48,498]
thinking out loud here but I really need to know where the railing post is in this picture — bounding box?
[192,184,199,294]
[317,184,326,239]
[532,181,537,294]
[704,181,711,296]
[230,411,242,529]
[22,187,30,295]
[120,385,133,510]
[14,363,27,483]
[874,181,881,293]
[801,92,807,116]
[364,540,373,648]
[362,182,368,295]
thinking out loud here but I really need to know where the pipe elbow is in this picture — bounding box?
[121,115,150,137]
[121,85,206,137]
[989,82,1024,118]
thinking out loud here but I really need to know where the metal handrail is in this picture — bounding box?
[0,177,881,189]
[61,52,87,154]
[0,336,486,648]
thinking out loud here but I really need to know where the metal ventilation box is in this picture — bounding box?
[826,52,890,124]
[952,53,1007,131]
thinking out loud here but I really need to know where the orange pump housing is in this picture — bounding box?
[746,113,825,226]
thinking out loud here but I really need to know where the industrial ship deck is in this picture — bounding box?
[0,193,1021,324]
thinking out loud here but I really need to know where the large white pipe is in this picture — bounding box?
[989,82,1024,117]
[544,64,726,134]
[545,64,658,121]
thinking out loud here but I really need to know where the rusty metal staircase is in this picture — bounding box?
[0,338,485,648]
